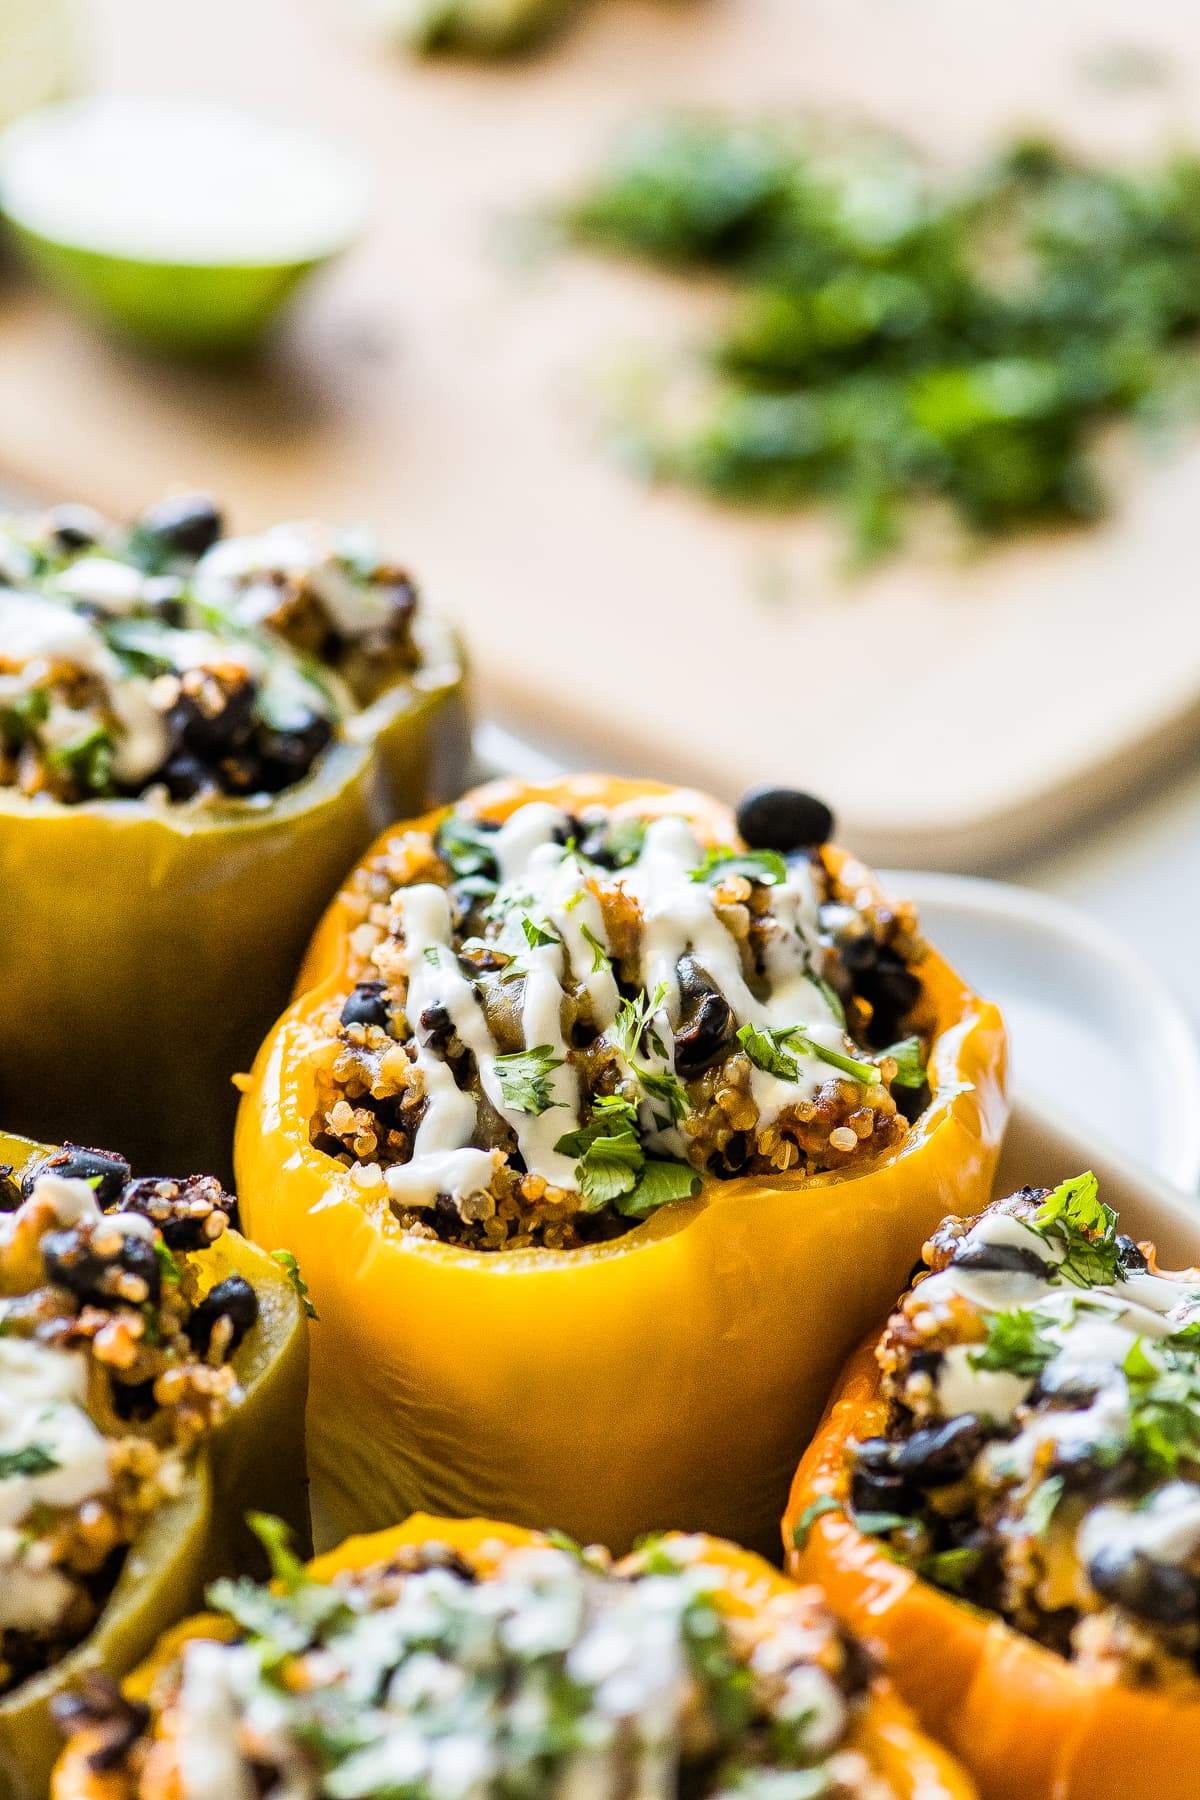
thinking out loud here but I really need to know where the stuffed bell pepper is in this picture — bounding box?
[0,1130,308,1800]
[785,1172,1200,1800]
[237,775,1007,1555]
[51,1513,976,1800]
[0,495,467,1176]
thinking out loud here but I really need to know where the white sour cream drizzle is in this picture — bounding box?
[380,800,866,1213]
[193,522,394,641]
[914,1206,1200,1574]
[0,1175,157,1633]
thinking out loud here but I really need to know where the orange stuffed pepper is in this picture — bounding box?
[786,1172,1200,1800]
[52,1513,976,1800]
[237,775,1007,1555]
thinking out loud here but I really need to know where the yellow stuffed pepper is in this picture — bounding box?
[785,1174,1200,1800]
[0,495,467,1176]
[238,775,1007,1555]
[51,1512,977,1800]
[0,1130,308,1800]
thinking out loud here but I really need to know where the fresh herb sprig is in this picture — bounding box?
[736,1021,877,1085]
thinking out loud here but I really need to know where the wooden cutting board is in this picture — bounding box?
[0,0,1196,868]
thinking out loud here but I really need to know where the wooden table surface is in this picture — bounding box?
[0,0,1197,866]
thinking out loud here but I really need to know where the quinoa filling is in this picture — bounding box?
[835,1175,1200,1691]
[0,496,422,804]
[308,790,933,1250]
[0,1143,260,1694]
[59,1526,899,1800]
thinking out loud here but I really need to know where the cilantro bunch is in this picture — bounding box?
[564,121,1200,560]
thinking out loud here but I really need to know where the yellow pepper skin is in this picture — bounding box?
[0,1133,310,1800]
[51,1516,978,1800]
[237,776,1008,1558]
[0,622,467,1179]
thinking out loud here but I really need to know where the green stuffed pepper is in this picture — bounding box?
[0,495,468,1176]
[0,1130,308,1800]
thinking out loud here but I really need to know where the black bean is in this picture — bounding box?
[160,753,216,802]
[1087,1545,1200,1624]
[136,493,223,559]
[168,675,257,758]
[419,1003,454,1051]
[736,786,834,852]
[893,1416,986,1487]
[951,1241,1051,1278]
[22,1144,131,1207]
[840,940,922,1046]
[1117,1233,1149,1272]
[341,981,392,1031]
[42,1225,160,1307]
[45,503,107,552]
[673,955,736,1077]
[187,1275,259,1356]
[0,1165,20,1212]
[847,1437,917,1516]
[1051,1442,1139,1498]
[255,716,335,793]
[674,992,735,1078]
[119,1174,233,1251]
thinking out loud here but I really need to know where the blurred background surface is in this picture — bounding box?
[1,0,1199,1154]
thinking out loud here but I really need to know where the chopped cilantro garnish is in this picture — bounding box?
[154,1239,182,1287]
[495,1044,565,1116]
[690,846,789,887]
[882,1036,927,1089]
[1025,1475,1065,1541]
[521,915,561,951]
[736,1022,877,1085]
[968,1308,1056,1379]
[46,722,115,796]
[436,815,500,885]
[0,1443,58,1478]
[791,1494,843,1549]
[0,686,49,747]
[1117,1333,1200,1477]
[918,1547,982,1594]
[611,983,669,1063]
[556,1094,698,1217]
[248,1511,307,1592]
[555,1097,643,1210]
[578,922,609,973]
[637,1067,689,1126]
[850,1508,914,1537]
[271,1249,320,1321]
[1034,1171,1122,1288]
[616,1157,701,1218]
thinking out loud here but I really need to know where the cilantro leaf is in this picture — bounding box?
[850,1508,915,1536]
[436,815,500,884]
[736,1022,877,1085]
[271,1248,319,1321]
[736,1022,800,1080]
[883,1036,927,1089]
[638,1068,689,1126]
[690,847,789,886]
[248,1512,307,1592]
[521,916,562,951]
[1024,1475,1065,1541]
[616,1157,701,1218]
[1034,1171,1122,1287]
[495,1044,565,1115]
[556,1097,643,1211]
[918,1547,982,1594]
[791,1495,842,1549]
[579,923,610,973]
[968,1308,1056,1379]
[0,1443,58,1478]
[611,984,669,1063]
[46,722,115,796]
